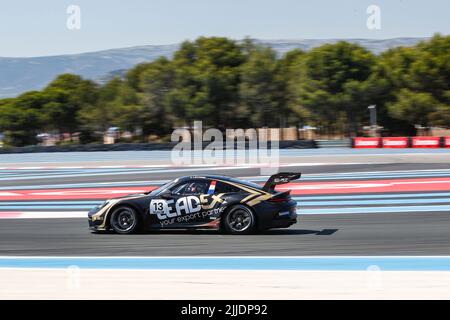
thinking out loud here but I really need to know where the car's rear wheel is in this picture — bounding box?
[110,206,140,234]
[223,205,256,234]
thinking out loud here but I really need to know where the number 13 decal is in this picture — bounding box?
[153,202,164,211]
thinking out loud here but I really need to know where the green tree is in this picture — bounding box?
[79,77,120,132]
[279,49,310,125]
[1,35,449,146]
[239,44,286,127]
[287,41,375,136]
[387,89,441,127]
[44,74,99,135]
[137,57,175,136]
[375,34,450,133]
[126,62,154,92]
[113,82,143,135]
[0,91,47,146]
[411,34,449,103]
[169,37,244,127]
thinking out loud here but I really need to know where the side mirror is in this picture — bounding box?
[159,190,172,199]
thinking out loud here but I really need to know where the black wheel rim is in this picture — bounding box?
[227,209,252,232]
[112,208,136,232]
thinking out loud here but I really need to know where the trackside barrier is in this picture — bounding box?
[352,137,381,148]
[411,136,441,148]
[381,137,409,148]
[445,137,450,148]
[353,136,450,148]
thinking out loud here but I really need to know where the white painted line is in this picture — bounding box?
[281,180,450,191]
[97,165,127,168]
[138,164,172,168]
[0,161,382,170]
[0,192,21,196]
[0,212,87,219]
[280,162,370,167]
[1,255,449,259]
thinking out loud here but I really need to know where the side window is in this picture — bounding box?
[170,180,210,195]
[171,182,189,195]
[214,181,241,194]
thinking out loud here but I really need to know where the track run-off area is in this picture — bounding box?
[0,148,450,256]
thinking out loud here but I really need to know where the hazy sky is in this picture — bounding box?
[0,0,449,57]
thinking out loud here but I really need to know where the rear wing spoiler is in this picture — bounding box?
[262,172,301,191]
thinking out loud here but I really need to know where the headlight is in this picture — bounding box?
[98,200,110,209]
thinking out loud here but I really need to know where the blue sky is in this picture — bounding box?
[0,0,449,57]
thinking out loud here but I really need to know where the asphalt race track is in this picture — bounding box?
[2,212,450,256]
[1,149,450,256]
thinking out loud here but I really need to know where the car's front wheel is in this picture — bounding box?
[110,206,140,234]
[223,205,256,234]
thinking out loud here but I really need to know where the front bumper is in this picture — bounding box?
[88,206,107,231]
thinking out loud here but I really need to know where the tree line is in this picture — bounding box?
[0,34,448,146]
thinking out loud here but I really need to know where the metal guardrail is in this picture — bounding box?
[315,139,352,148]
[0,140,318,154]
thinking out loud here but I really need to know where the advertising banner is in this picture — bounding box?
[444,137,450,148]
[381,137,409,148]
[353,137,381,148]
[411,136,441,148]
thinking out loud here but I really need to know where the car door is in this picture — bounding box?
[148,179,211,229]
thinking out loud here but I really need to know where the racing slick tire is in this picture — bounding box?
[222,205,256,235]
[110,205,141,234]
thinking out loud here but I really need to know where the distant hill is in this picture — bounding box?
[0,37,427,98]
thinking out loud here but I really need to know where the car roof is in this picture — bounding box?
[179,175,263,190]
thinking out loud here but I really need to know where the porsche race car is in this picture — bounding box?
[88,172,300,234]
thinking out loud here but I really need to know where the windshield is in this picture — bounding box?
[147,179,179,196]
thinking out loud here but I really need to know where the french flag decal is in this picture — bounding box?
[208,181,217,194]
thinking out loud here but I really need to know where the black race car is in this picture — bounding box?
[88,172,300,234]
